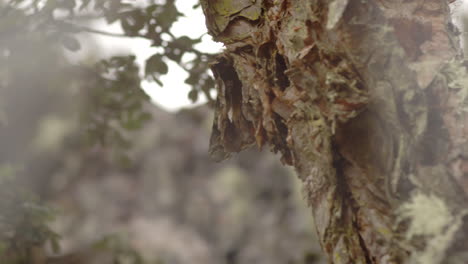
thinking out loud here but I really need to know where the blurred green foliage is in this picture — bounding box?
[0,0,218,262]
[0,164,60,263]
[5,0,216,101]
[1,0,218,162]
[80,55,152,166]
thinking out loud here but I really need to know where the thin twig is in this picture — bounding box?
[61,21,146,38]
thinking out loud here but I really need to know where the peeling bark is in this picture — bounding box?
[201,0,468,263]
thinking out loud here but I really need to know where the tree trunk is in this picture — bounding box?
[201,0,468,263]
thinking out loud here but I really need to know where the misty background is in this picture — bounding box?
[1,1,467,264]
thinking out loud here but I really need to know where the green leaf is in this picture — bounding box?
[120,10,145,36]
[176,36,201,49]
[164,42,185,62]
[155,2,182,29]
[145,54,168,75]
[145,54,168,85]
[188,89,198,102]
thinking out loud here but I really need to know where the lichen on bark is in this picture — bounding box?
[201,0,468,262]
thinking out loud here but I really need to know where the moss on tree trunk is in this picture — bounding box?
[202,0,468,263]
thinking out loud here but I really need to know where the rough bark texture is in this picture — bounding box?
[201,0,468,263]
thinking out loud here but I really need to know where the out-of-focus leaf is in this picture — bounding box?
[155,2,182,30]
[185,72,200,85]
[120,10,145,36]
[50,234,61,254]
[61,35,81,51]
[138,112,152,123]
[145,54,168,75]
[188,89,199,102]
[145,54,168,86]
[104,1,130,23]
[202,75,215,92]
[80,55,151,165]
[175,36,201,49]
[165,44,184,63]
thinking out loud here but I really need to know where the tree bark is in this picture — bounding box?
[201,0,468,263]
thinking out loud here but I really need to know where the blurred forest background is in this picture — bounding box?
[0,1,466,264]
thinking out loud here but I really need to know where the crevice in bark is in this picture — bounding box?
[334,146,380,263]
[274,54,290,91]
[355,220,373,264]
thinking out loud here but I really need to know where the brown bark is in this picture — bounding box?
[202,0,468,263]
